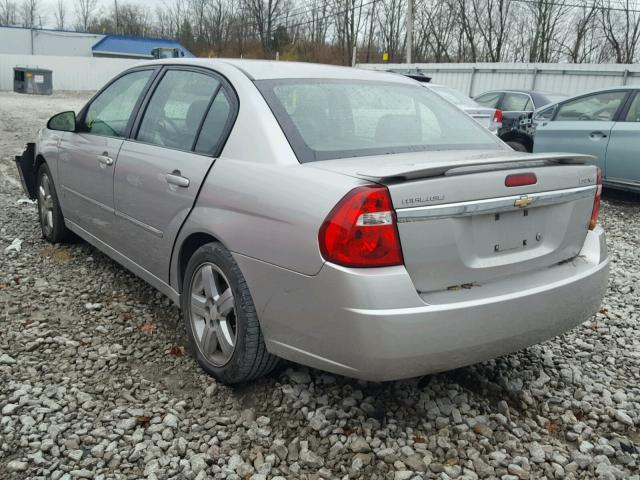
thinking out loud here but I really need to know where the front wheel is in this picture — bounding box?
[181,242,279,384]
[36,163,71,243]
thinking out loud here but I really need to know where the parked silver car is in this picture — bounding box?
[16,59,609,383]
[425,83,501,134]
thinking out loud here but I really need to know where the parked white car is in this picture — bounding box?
[424,83,502,134]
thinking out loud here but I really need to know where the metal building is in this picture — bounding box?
[0,26,193,59]
[0,26,103,56]
[92,35,194,59]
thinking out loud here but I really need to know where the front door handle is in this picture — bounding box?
[589,131,607,140]
[97,153,114,167]
[165,170,190,188]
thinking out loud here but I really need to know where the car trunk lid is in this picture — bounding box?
[462,107,496,129]
[308,150,598,293]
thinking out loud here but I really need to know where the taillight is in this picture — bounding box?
[319,185,403,267]
[589,167,602,230]
[505,172,537,187]
[493,109,503,126]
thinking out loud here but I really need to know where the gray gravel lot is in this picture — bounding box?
[0,91,639,480]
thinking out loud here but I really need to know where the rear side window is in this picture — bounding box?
[555,91,627,121]
[85,70,153,137]
[137,70,220,151]
[623,93,640,122]
[475,92,502,108]
[501,93,532,112]
[258,79,500,162]
[195,89,233,155]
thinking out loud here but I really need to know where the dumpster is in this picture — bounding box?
[13,67,53,95]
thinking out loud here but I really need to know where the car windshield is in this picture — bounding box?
[257,79,501,162]
[540,94,566,105]
[429,85,478,108]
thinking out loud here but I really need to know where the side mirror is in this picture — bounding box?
[47,111,76,132]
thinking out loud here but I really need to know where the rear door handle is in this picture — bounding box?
[589,131,607,140]
[97,153,113,167]
[165,171,190,188]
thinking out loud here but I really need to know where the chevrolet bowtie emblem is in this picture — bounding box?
[514,195,534,208]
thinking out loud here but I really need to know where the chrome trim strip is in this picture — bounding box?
[61,185,114,213]
[63,185,163,238]
[396,185,596,223]
[114,210,163,238]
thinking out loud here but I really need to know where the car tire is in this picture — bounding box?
[506,141,529,152]
[181,242,279,384]
[36,163,71,243]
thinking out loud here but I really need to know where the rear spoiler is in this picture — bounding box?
[356,153,596,182]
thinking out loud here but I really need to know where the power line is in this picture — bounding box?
[237,1,340,32]
[284,0,380,30]
[237,0,380,33]
[512,0,640,14]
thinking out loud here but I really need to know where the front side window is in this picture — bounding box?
[475,92,502,108]
[555,91,627,121]
[137,70,220,151]
[501,93,532,112]
[85,70,153,137]
[258,80,501,162]
[623,93,640,122]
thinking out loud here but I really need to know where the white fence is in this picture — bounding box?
[3,56,640,96]
[358,62,640,97]
[0,54,140,91]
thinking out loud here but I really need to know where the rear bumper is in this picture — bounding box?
[235,227,609,381]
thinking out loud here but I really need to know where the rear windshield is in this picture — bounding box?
[257,79,502,162]
[429,85,479,108]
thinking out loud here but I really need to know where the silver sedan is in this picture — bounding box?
[16,59,609,383]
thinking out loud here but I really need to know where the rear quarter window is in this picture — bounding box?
[475,92,502,108]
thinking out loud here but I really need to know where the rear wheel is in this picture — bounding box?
[506,140,529,152]
[36,163,71,243]
[181,242,279,384]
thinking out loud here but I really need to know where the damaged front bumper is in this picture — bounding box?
[14,142,37,199]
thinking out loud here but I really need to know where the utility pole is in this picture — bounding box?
[114,0,119,34]
[406,0,413,64]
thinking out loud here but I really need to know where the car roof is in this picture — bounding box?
[478,89,558,96]
[481,86,640,99]
[135,58,415,84]
[559,85,640,95]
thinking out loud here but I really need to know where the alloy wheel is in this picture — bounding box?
[38,172,54,237]
[188,263,238,366]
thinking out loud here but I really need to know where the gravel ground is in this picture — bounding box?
[0,91,639,480]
